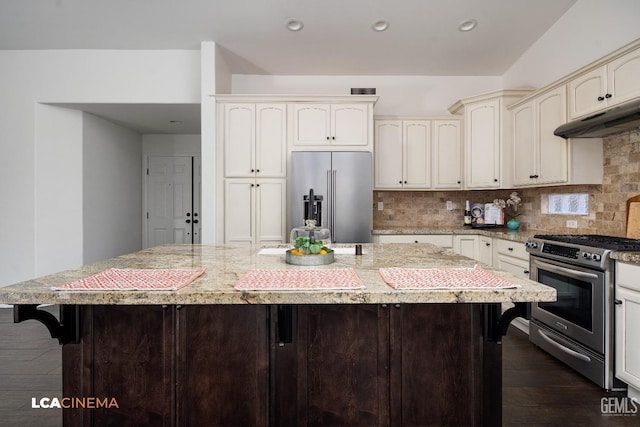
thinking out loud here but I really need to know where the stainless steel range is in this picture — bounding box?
[525,234,640,391]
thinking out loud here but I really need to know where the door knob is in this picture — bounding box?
[186,219,191,224]
[193,219,199,224]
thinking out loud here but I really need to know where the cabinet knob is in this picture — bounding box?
[615,299,622,305]
[529,174,535,179]
[494,178,498,182]
[508,247,514,251]
[251,183,255,187]
[399,181,403,184]
[414,240,419,243]
[256,183,260,187]
[524,270,530,275]
[457,180,461,184]
[332,136,336,140]
[326,136,330,140]
[605,93,612,99]
[404,180,407,184]
[193,219,199,224]
[597,96,605,101]
[186,219,191,224]
[485,242,491,246]
[256,169,260,173]
[251,169,255,173]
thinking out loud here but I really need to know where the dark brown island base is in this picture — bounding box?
[0,244,555,426]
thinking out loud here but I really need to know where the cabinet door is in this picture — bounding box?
[465,100,500,188]
[224,104,255,177]
[453,235,479,261]
[273,305,390,426]
[63,306,175,426]
[512,101,536,186]
[256,104,286,177]
[537,87,568,184]
[224,179,254,243]
[391,304,482,426]
[478,236,493,266]
[615,286,640,388]
[292,104,331,145]
[495,254,530,280]
[403,120,431,188]
[374,120,403,188]
[608,47,640,108]
[331,104,368,145]
[256,179,286,244]
[567,67,607,120]
[177,305,269,427]
[432,120,462,189]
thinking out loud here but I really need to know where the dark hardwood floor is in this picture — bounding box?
[0,306,637,426]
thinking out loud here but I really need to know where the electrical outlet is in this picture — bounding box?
[378,202,384,211]
[566,220,578,228]
[446,201,453,211]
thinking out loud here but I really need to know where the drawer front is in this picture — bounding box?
[495,254,530,280]
[616,261,640,292]
[495,238,528,260]
[374,234,453,247]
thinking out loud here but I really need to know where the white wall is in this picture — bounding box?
[503,0,640,88]
[231,75,504,115]
[83,113,143,264]
[142,134,201,156]
[0,49,200,286]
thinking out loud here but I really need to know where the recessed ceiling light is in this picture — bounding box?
[458,19,478,32]
[286,18,304,32]
[372,19,390,32]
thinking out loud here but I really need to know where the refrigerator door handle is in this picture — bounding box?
[326,170,333,238]
[331,169,337,242]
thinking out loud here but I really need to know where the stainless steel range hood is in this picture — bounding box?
[554,100,640,138]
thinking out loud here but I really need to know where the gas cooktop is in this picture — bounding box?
[533,234,640,251]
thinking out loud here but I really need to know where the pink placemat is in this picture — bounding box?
[379,265,519,290]
[234,269,364,291]
[52,267,207,291]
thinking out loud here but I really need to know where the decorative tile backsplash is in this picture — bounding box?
[374,129,640,237]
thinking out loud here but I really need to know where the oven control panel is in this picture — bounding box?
[525,238,611,270]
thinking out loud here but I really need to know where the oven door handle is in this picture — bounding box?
[537,329,591,363]
[535,262,599,280]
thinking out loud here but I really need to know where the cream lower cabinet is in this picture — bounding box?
[224,179,286,244]
[372,234,453,248]
[453,235,479,260]
[615,261,640,398]
[478,236,493,266]
[494,238,530,333]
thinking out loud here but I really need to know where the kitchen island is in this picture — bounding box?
[0,243,555,426]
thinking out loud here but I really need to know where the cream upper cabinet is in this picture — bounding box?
[510,86,602,187]
[374,119,431,189]
[449,90,531,190]
[292,103,369,146]
[403,120,431,188]
[224,103,286,178]
[568,46,640,120]
[432,120,462,189]
[512,87,568,186]
[374,117,459,190]
[464,99,501,189]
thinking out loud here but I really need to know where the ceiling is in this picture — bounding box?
[1,0,578,134]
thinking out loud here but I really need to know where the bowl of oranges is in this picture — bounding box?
[286,237,334,265]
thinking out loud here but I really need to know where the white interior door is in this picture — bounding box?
[147,156,200,247]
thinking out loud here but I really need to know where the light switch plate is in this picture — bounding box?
[566,220,578,228]
[446,201,453,211]
[378,202,384,211]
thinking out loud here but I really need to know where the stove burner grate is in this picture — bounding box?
[533,234,640,251]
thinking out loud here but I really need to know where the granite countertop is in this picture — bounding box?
[611,251,640,263]
[372,227,536,243]
[0,244,555,306]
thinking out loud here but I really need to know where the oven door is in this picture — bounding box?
[529,256,605,353]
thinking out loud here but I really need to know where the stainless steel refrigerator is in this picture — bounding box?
[290,151,372,243]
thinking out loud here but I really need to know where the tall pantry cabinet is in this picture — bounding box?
[220,103,287,244]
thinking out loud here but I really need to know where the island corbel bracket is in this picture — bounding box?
[484,302,530,343]
[14,304,80,345]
